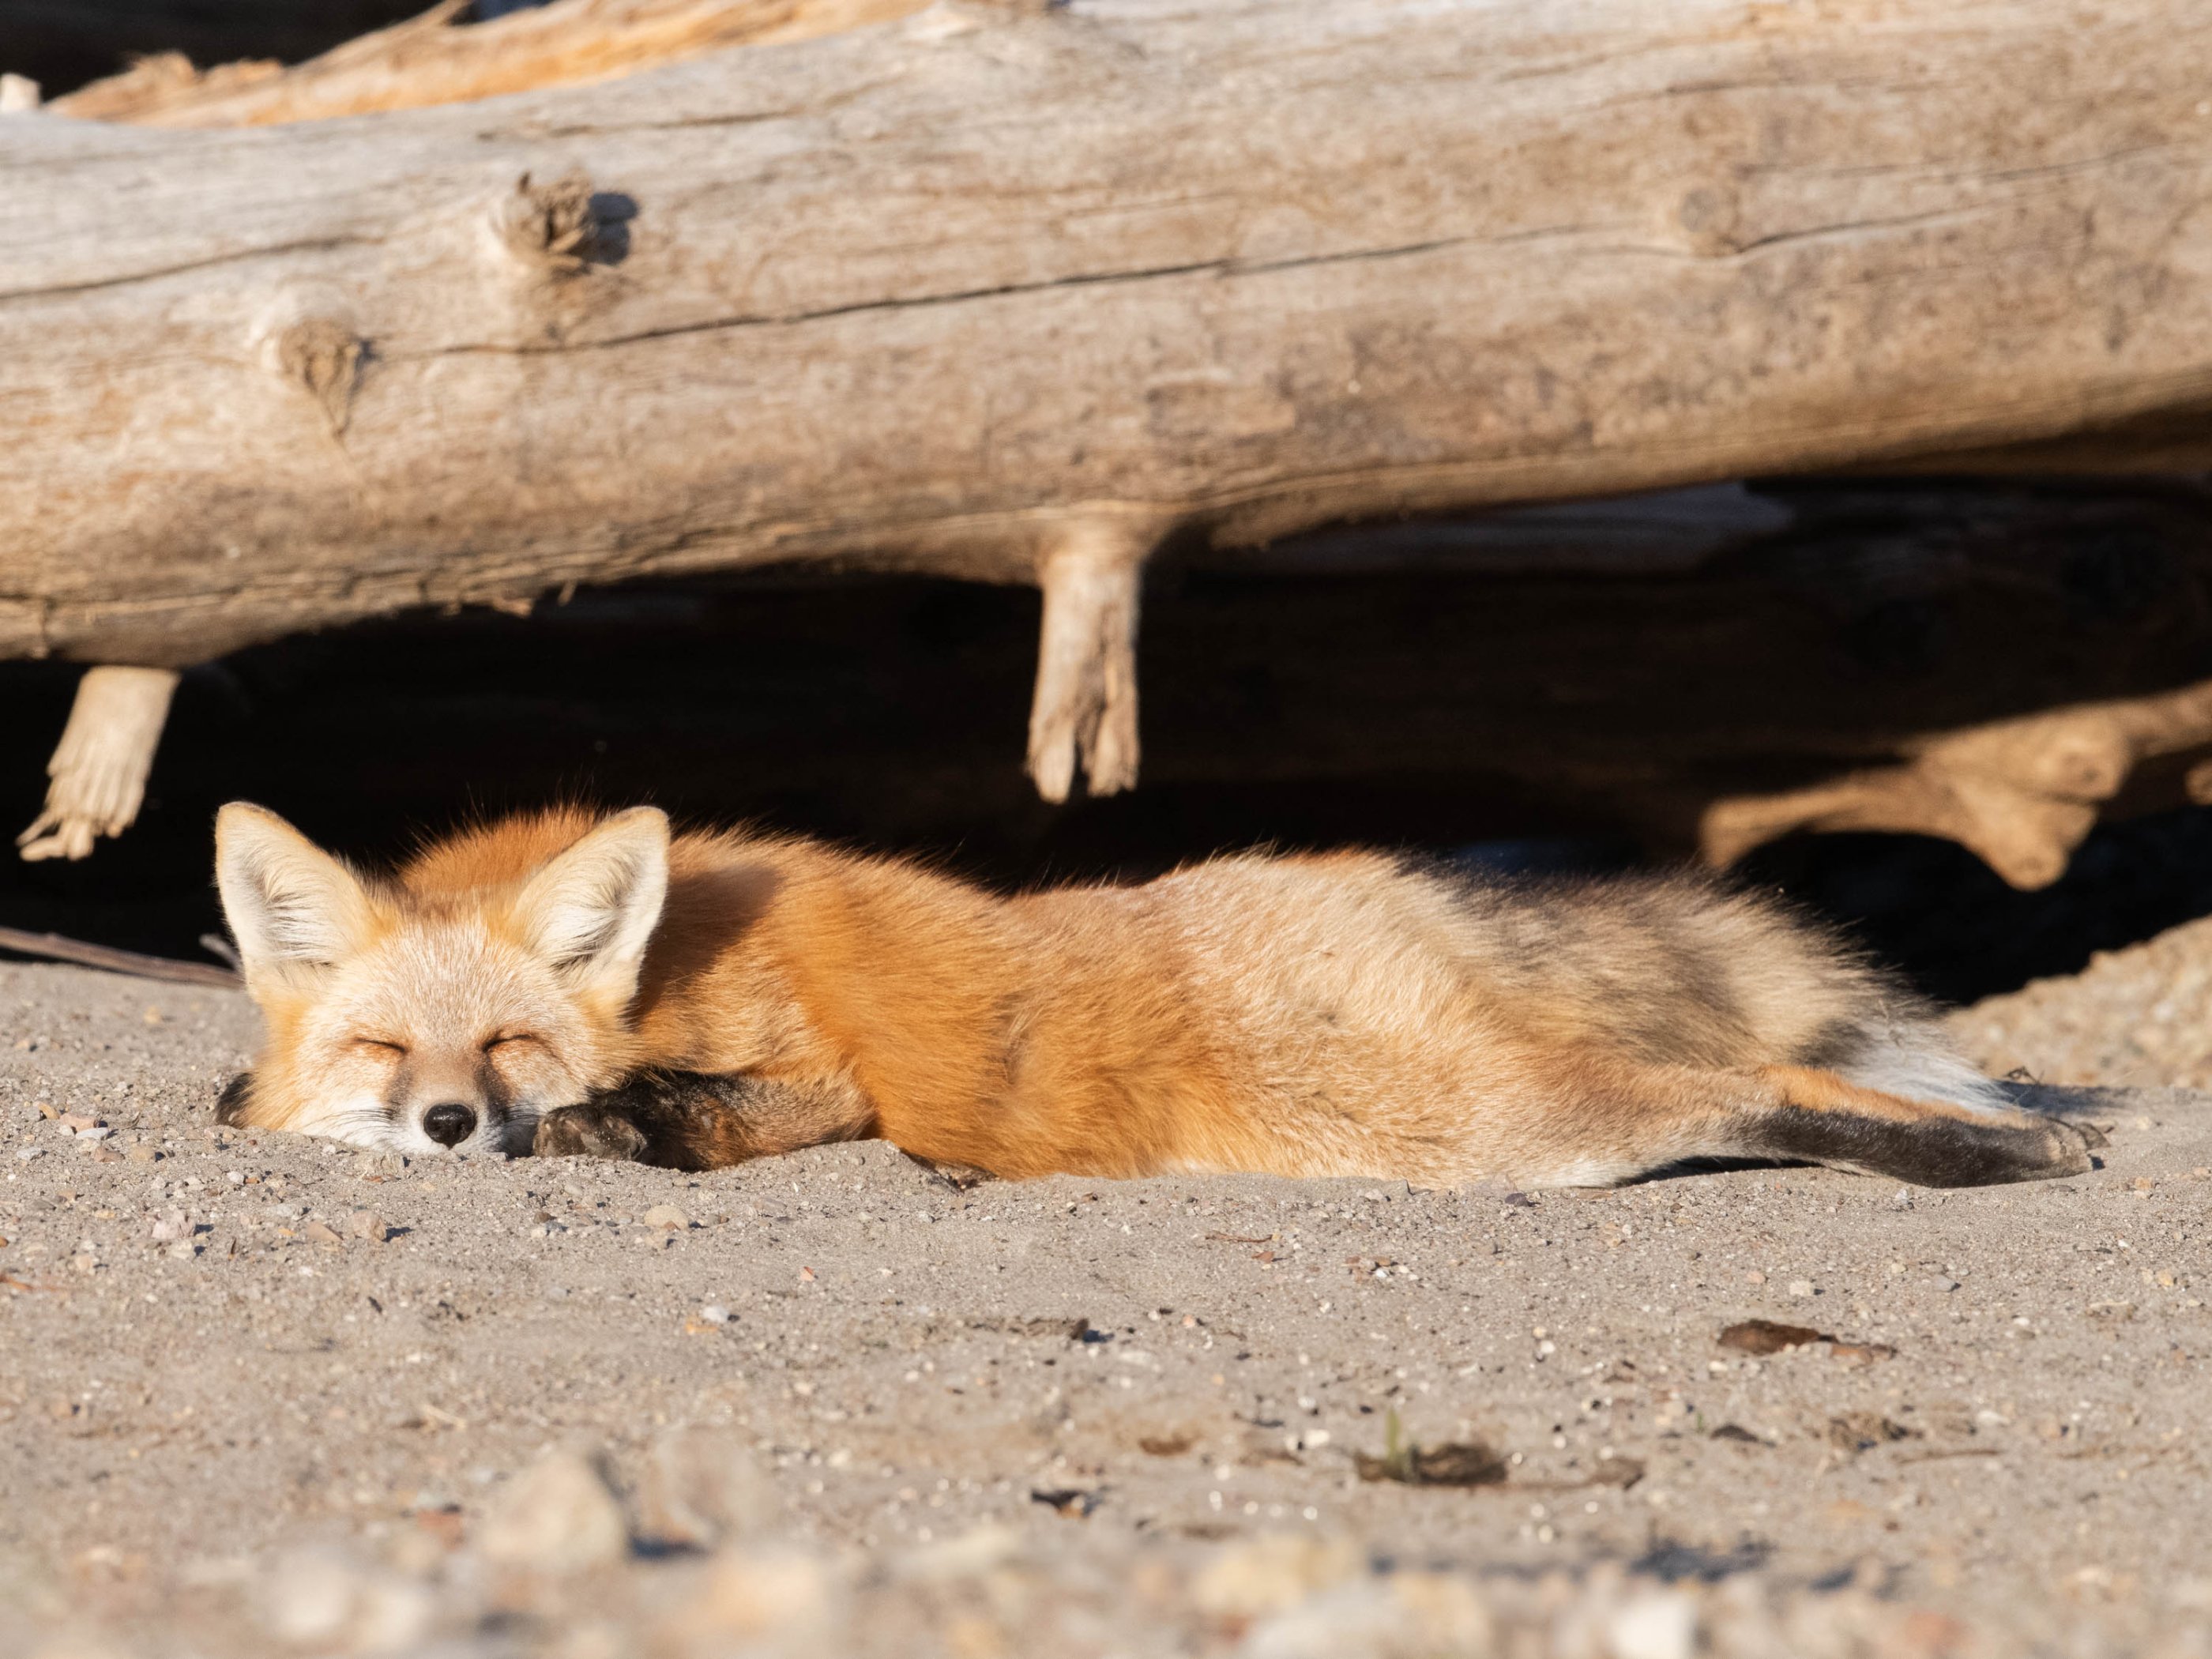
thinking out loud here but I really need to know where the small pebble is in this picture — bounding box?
[477,1450,629,1574]
[1608,1589,1698,1659]
[700,1305,731,1325]
[641,1203,691,1231]
[1787,1280,1815,1298]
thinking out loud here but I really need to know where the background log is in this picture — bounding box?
[50,0,929,126]
[15,476,2212,990]
[0,0,424,111]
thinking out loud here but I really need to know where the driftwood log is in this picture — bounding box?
[9,0,2212,871]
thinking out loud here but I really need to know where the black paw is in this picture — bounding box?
[2037,1115,2100,1176]
[534,1104,649,1161]
[215,1071,254,1126]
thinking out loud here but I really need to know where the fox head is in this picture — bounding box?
[213,803,669,1157]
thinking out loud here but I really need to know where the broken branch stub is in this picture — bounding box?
[1699,681,2212,890]
[1027,523,1153,803]
[17,667,182,862]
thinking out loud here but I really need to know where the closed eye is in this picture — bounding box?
[483,1033,535,1052]
[352,1037,408,1057]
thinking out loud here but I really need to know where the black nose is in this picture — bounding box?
[423,1104,477,1147]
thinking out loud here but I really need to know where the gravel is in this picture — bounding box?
[2,958,2209,1657]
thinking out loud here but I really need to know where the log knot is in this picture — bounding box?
[496,169,604,275]
[1674,186,1743,258]
[275,317,364,434]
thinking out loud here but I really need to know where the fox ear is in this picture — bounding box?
[512,807,670,998]
[215,803,377,985]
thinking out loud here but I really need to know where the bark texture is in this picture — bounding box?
[10,0,2212,863]
[9,0,2212,674]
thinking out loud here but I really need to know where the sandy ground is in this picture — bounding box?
[2,958,2210,1657]
[1949,913,2212,1092]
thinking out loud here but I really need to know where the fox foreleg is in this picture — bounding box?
[534,1071,875,1171]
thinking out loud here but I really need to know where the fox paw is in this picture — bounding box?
[534,1104,648,1161]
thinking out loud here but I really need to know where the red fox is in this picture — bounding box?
[212,802,2099,1188]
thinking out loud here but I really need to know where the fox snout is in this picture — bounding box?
[216,1070,521,1155]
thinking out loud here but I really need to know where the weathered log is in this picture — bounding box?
[9,0,2212,853]
[13,0,2212,656]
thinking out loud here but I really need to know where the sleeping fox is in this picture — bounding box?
[211,802,2098,1188]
